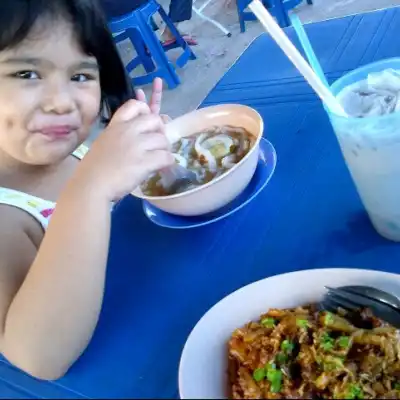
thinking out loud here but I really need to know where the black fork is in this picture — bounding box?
[321,285,400,328]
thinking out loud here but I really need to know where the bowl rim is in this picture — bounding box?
[178,267,400,399]
[134,104,264,201]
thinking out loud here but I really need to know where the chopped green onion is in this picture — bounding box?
[275,352,288,364]
[266,363,282,393]
[337,336,350,348]
[253,367,265,382]
[324,312,334,326]
[281,339,294,353]
[346,384,364,399]
[320,333,334,351]
[261,317,276,328]
[321,341,334,351]
[296,318,309,329]
[270,375,282,393]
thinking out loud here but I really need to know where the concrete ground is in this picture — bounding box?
[128,0,400,118]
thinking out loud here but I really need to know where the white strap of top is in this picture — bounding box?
[0,144,89,230]
[0,188,54,230]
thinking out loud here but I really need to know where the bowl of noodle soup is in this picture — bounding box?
[131,104,264,216]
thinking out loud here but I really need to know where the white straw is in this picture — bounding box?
[248,0,348,117]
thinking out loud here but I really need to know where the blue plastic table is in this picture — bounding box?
[1,7,400,399]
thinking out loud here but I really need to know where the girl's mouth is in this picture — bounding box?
[39,125,77,138]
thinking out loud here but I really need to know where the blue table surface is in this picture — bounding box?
[2,7,400,399]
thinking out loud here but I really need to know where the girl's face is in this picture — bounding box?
[0,19,101,166]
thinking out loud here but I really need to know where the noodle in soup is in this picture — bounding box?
[141,125,255,196]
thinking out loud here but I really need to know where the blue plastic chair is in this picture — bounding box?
[109,0,196,90]
[237,0,313,33]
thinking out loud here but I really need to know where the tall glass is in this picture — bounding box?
[326,58,400,242]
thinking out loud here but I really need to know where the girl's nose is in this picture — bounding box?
[42,80,76,115]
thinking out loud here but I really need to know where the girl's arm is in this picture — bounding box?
[0,100,173,380]
[0,176,110,380]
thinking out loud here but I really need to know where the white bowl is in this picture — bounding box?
[131,104,264,216]
[178,268,400,399]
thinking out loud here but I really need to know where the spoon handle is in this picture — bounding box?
[340,285,400,310]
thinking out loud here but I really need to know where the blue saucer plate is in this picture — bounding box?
[142,137,277,229]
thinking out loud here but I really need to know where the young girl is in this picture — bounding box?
[0,0,174,380]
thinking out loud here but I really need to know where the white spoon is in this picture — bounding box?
[160,130,198,192]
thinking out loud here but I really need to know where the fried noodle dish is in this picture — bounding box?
[228,304,400,399]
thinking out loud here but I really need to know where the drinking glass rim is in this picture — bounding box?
[324,57,400,122]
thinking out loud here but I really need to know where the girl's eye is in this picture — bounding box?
[13,70,40,80]
[71,73,94,83]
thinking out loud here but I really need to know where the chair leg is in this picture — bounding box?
[141,46,156,73]
[272,0,290,27]
[128,29,156,73]
[236,0,249,33]
[192,6,231,36]
[138,19,181,89]
[157,6,197,59]
[157,6,196,69]
[239,13,246,33]
[236,3,246,33]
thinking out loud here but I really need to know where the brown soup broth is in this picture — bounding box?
[141,125,255,197]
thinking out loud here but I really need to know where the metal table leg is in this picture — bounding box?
[192,0,232,36]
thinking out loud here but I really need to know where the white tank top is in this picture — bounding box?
[0,145,89,230]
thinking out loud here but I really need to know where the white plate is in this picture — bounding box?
[178,268,400,399]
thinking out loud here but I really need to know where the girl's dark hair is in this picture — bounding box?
[0,0,135,122]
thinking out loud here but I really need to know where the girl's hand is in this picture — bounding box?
[136,78,172,123]
[77,100,174,202]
